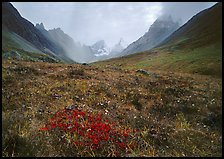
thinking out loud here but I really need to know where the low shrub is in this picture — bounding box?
[38,107,137,157]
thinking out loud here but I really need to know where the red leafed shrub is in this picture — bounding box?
[39,107,135,157]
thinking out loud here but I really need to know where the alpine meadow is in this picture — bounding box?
[2,2,222,157]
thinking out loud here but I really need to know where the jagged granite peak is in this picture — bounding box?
[48,27,66,35]
[92,40,107,49]
[91,40,110,56]
[117,38,128,47]
[120,15,180,56]
[118,38,124,45]
[110,38,128,56]
[48,27,74,43]
[35,22,45,30]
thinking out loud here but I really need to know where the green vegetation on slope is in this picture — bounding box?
[133,43,221,77]
[2,30,75,64]
[2,30,44,54]
[94,42,222,78]
[2,48,61,63]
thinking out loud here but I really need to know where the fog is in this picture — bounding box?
[12,2,216,48]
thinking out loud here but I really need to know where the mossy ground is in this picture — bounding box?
[2,58,222,157]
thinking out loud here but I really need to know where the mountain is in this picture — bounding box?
[48,28,76,53]
[110,38,127,57]
[88,38,128,62]
[91,40,110,57]
[157,3,222,49]
[34,23,65,56]
[2,2,75,63]
[35,23,95,63]
[35,22,45,30]
[120,15,180,56]
[95,3,222,78]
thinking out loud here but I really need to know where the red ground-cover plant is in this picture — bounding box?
[39,107,136,156]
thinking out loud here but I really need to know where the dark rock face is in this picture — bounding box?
[136,69,160,78]
[2,2,77,63]
[2,3,55,53]
[35,23,45,30]
[35,24,68,57]
[136,69,150,75]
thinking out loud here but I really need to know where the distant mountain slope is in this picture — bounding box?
[120,15,180,56]
[48,28,78,55]
[94,3,222,78]
[157,2,222,49]
[36,23,97,63]
[2,2,75,63]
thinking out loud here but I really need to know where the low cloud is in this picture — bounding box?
[12,2,216,47]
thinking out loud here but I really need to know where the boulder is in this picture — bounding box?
[136,69,160,78]
[66,104,78,110]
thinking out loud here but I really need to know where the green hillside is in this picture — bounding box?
[95,41,221,78]
[2,30,44,54]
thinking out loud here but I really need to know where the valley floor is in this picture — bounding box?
[2,59,222,157]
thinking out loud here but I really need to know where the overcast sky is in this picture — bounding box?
[12,2,217,47]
